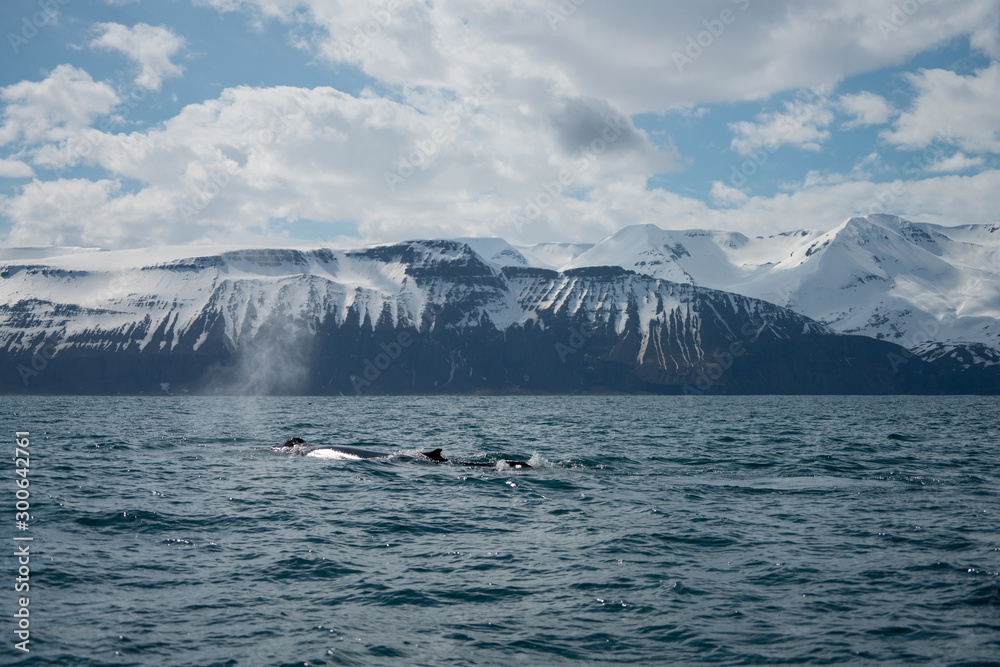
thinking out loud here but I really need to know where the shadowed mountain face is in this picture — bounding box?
[0,240,994,395]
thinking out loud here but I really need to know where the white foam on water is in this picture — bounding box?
[527,453,549,468]
[305,449,363,460]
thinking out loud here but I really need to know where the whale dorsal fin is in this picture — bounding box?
[423,448,447,462]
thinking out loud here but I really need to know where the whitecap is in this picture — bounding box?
[305,449,363,460]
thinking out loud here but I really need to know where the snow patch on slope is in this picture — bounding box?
[554,215,1000,357]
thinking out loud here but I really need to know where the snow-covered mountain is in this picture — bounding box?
[453,237,594,271]
[0,239,970,395]
[475,215,1000,369]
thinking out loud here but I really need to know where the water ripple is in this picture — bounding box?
[2,395,998,666]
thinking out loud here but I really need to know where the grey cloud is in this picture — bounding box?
[547,96,647,156]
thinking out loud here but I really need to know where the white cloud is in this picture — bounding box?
[0,158,34,178]
[882,61,1000,153]
[0,65,119,146]
[925,152,987,173]
[5,89,1000,250]
[710,181,749,207]
[589,169,1000,239]
[3,70,997,250]
[970,10,1000,57]
[0,178,191,248]
[89,23,186,91]
[838,91,895,129]
[5,3,1000,249]
[0,81,669,247]
[854,151,882,171]
[191,0,1000,113]
[729,98,835,156]
[5,157,1000,250]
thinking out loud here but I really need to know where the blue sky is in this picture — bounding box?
[1,0,999,248]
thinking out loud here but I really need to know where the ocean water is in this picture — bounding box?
[2,395,999,666]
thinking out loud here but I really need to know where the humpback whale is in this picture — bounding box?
[278,438,530,469]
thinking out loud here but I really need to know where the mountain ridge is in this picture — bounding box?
[466,215,1000,364]
[2,216,998,395]
[3,237,984,395]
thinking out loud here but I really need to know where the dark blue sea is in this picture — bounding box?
[2,396,999,666]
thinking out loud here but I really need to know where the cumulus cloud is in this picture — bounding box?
[547,96,648,157]
[882,61,1000,153]
[596,169,1000,237]
[89,22,186,91]
[3,72,998,249]
[0,159,34,178]
[924,152,987,173]
[0,65,119,146]
[710,181,749,207]
[4,1,1000,249]
[0,80,671,246]
[838,91,895,129]
[729,98,835,156]
[2,179,141,247]
[189,0,1000,113]
[969,10,1000,57]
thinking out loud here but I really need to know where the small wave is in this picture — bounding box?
[344,440,392,449]
[269,443,308,455]
[964,584,1000,607]
[261,555,365,582]
[493,453,544,471]
[528,453,549,468]
[393,448,434,460]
